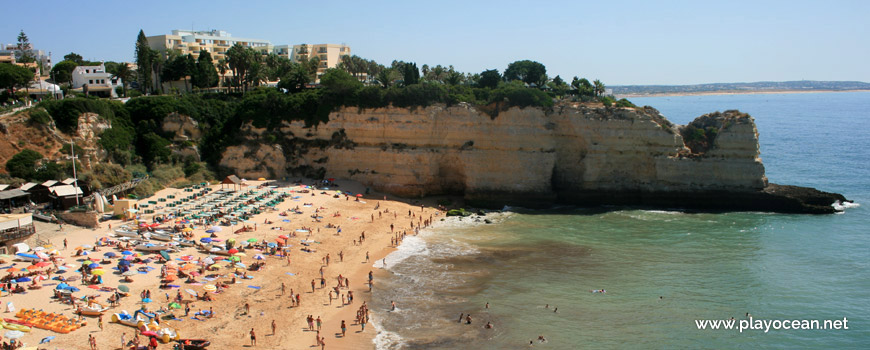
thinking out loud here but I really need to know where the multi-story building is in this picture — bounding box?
[290,44,351,79]
[146,29,351,83]
[71,63,122,98]
[0,43,52,76]
[147,30,273,62]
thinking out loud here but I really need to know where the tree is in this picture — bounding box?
[0,63,35,94]
[226,43,255,92]
[110,63,133,97]
[593,79,606,97]
[193,50,219,89]
[5,149,43,180]
[375,68,399,88]
[135,30,153,93]
[276,63,309,92]
[478,69,501,89]
[319,68,362,94]
[50,60,77,86]
[392,61,419,86]
[572,77,594,97]
[504,60,547,87]
[216,58,229,89]
[16,30,35,64]
[548,75,570,98]
[63,52,84,65]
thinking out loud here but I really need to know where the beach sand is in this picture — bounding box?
[9,179,442,349]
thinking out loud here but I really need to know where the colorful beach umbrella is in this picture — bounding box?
[203,284,217,292]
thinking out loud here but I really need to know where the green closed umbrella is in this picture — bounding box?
[168,302,182,309]
[118,285,130,293]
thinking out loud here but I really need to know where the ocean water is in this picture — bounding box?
[371,92,870,349]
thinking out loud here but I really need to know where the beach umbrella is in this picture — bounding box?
[253,255,265,260]
[168,302,182,309]
[229,256,241,262]
[82,244,93,249]
[4,330,24,339]
[209,226,223,232]
[234,263,246,269]
[202,257,214,265]
[159,251,171,261]
[103,252,117,258]
[356,194,363,197]
[180,264,197,271]
[233,252,247,257]
[6,267,19,273]
[34,261,51,268]
[142,298,152,303]
[118,285,130,293]
[203,284,217,292]
[208,264,221,269]
[278,235,289,239]
[183,227,193,232]
[200,238,212,243]
[67,286,80,292]
[246,238,258,243]
[80,251,89,256]
[15,277,31,283]
[91,269,105,276]
[205,229,216,233]
[163,275,177,282]
[124,255,134,261]
[34,275,48,281]
[141,330,158,337]
[123,271,138,276]
[228,248,238,254]
[122,251,134,256]
[88,263,100,269]
[267,242,277,248]
[180,255,193,261]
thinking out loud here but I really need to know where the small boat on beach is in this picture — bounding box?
[135,244,173,252]
[114,229,141,238]
[77,304,108,316]
[149,232,174,241]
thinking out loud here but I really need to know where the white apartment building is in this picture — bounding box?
[71,63,122,98]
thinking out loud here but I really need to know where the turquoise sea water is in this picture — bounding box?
[372,92,870,349]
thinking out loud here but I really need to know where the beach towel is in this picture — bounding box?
[285,272,296,276]
[247,285,261,289]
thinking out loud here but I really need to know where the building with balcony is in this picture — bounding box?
[147,30,274,62]
[289,44,351,79]
[71,63,122,98]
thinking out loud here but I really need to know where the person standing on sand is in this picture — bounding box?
[341,320,347,337]
[121,332,126,349]
[272,319,277,335]
[459,313,464,323]
[366,251,370,262]
[281,282,286,295]
[63,238,68,250]
[250,328,257,346]
[316,316,322,331]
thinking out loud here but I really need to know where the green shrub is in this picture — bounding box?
[28,108,52,125]
[615,98,636,108]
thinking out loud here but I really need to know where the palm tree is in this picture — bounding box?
[216,58,228,91]
[110,63,132,97]
[593,79,606,97]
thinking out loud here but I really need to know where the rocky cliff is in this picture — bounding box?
[215,104,854,212]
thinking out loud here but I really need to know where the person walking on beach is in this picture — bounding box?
[250,328,257,346]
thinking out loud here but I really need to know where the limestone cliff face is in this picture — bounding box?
[220,104,767,203]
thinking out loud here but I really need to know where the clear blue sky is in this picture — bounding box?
[4,0,868,85]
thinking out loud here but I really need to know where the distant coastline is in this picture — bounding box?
[616,89,870,98]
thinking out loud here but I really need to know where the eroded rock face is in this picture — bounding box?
[220,104,767,203]
[162,112,201,141]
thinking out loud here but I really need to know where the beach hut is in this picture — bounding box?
[221,175,243,192]
[48,185,83,210]
[113,199,138,219]
[0,189,30,212]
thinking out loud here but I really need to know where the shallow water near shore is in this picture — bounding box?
[372,92,870,349]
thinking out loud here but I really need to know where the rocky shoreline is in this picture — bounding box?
[465,183,849,214]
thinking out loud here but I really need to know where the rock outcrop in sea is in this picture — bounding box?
[217,104,847,214]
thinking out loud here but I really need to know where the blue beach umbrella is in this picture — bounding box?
[122,251,134,256]
[16,277,31,283]
[104,252,117,258]
[88,263,100,269]
[200,237,212,243]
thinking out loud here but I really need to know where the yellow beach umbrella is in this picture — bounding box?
[91,269,105,276]
[203,284,217,292]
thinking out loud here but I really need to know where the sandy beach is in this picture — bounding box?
[7,179,441,349]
